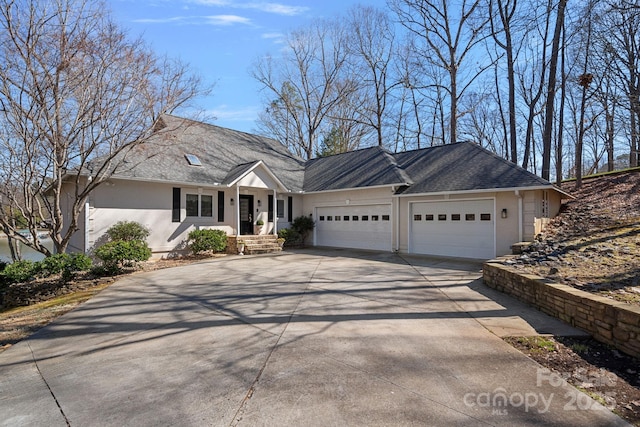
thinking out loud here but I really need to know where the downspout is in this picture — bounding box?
[392,186,400,252]
[273,189,277,235]
[84,200,90,255]
[235,185,240,236]
[516,190,523,242]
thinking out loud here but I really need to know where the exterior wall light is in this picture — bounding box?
[501,208,508,219]
[230,198,234,206]
[257,199,262,207]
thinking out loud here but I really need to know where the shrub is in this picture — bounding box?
[278,228,301,245]
[188,229,228,254]
[291,216,315,244]
[106,221,150,242]
[3,260,38,284]
[39,253,72,276]
[68,253,92,272]
[95,240,151,273]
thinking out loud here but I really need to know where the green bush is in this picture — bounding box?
[188,229,228,254]
[39,253,71,276]
[106,221,150,242]
[3,260,38,284]
[68,253,92,272]
[95,240,151,273]
[291,216,315,244]
[278,228,301,245]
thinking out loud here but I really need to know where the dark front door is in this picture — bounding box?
[239,195,254,235]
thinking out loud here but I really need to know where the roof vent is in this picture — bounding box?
[184,154,202,166]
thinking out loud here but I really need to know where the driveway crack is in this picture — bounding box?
[28,343,70,426]
[229,259,322,427]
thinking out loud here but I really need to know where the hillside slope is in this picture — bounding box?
[512,168,640,306]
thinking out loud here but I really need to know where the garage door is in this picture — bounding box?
[316,205,392,251]
[410,199,495,259]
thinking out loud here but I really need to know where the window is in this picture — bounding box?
[465,214,475,221]
[362,215,369,221]
[481,213,491,221]
[414,214,422,221]
[335,215,341,221]
[319,216,325,221]
[277,199,285,218]
[425,214,434,221]
[382,215,390,221]
[186,193,213,217]
[201,195,213,217]
[372,215,379,221]
[352,216,359,221]
[327,216,333,221]
[343,216,350,221]
[438,214,447,221]
[186,194,199,216]
[288,196,293,221]
[451,214,461,221]
[184,154,202,166]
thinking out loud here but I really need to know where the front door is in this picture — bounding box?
[239,195,254,235]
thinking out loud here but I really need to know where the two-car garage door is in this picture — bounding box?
[410,199,495,259]
[316,205,392,251]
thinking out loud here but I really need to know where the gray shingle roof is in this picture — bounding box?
[303,146,412,192]
[393,142,551,194]
[108,115,306,191]
[103,116,557,196]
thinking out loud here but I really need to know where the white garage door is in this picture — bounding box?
[316,205,392,251]
[410,199,495,259]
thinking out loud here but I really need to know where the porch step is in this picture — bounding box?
[236,235,283,255]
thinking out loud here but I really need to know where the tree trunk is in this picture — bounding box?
[541,0,567,181]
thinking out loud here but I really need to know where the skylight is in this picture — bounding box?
[184,154,202,166]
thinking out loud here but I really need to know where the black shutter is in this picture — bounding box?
[288,196,293,221]
[218,191,225,222]
[268,195,274,222]
[172,188,181,222]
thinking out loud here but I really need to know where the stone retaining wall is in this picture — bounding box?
[483,261,640,359]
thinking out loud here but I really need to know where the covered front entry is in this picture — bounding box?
[315,205,392,251]
[410,199,495,259]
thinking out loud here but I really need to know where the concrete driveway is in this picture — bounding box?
[0,249,627,426]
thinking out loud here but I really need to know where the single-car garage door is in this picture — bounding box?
[316,205,392,251]
[410,199,495,259]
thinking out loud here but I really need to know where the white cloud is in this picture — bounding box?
[190,1,309,16]
[209,105,260,123]
[133,14,251,26]
[204,14,252,25]
[133,16,187,24]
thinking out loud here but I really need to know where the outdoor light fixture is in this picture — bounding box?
[230,198,234,206]
[257,199,262,207]
[501,208,508,219]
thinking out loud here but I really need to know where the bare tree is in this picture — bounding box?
[253,19,354,160]
[0,0,206,258]
[390,0,492,144]
[344,5,398,148]
[541,0,567,181]
[601,0,640,168]
[489,0,519,163]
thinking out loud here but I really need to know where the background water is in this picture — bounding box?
[0,237,53,263]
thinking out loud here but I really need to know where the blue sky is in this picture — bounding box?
[110,0,388,133]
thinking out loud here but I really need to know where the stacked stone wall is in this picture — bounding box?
[484,261,640,358]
